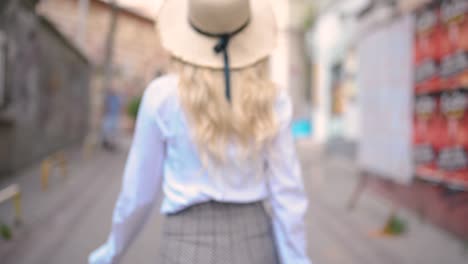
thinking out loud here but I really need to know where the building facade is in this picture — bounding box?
[0,0,90,176]
[37,0,170,142]
[38,0,169,95]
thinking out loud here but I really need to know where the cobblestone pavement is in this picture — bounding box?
[0,137,467,264]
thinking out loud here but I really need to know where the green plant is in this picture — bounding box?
[303,3,317,30]
[127,96,142,120]
[1,222,12,240]
[384,215,407,235]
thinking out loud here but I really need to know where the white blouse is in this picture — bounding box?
[89,75,311,264]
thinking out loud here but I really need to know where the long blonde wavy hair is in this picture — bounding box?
[172,57,278,163]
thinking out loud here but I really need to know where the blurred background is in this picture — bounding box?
[0,0,467,263]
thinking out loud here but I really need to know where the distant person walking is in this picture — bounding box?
[101,85,121,151]
[89,0,311,263]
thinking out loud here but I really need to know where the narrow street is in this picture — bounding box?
[0,136,466,264]
[2,0,467,263]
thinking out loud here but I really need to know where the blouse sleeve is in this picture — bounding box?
[266,89,311,264]
[88,86,166,264]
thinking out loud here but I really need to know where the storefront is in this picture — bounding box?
[307,0,468,238]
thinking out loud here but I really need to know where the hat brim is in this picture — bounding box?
[157,0,277,69]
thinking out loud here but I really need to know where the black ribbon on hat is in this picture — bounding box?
[190,20,250,102]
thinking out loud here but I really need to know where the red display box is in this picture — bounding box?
[413,1,468,190]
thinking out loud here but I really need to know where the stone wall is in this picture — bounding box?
[38,0,169,95]
[0,0,90,176]
[37,0,170,141]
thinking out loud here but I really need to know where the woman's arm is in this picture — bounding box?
[266,89,311,264]
[89,86,165,264]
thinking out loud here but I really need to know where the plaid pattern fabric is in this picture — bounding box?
[158,201,279,264]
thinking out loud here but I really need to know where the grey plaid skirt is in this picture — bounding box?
[158,200,279,264]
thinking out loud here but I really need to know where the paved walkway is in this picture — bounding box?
[0,137,467,264]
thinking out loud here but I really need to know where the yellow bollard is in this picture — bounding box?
[40,151,68,191]
[41,159,51,191]
[0,184,22,224]
[82,135,97,160]
[13,192,22,225]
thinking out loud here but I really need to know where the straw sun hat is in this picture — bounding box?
[157,0,277,70]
